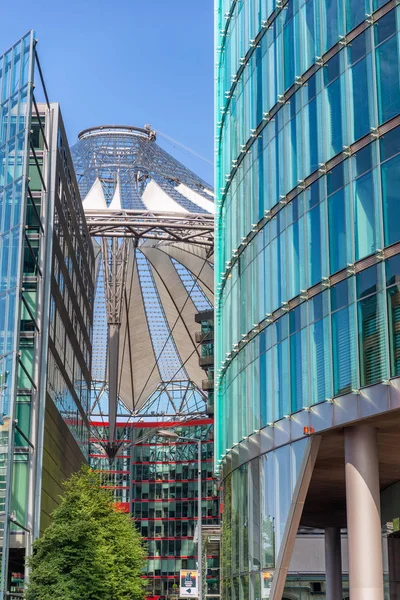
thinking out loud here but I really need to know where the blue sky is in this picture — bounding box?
[0,0,214,184]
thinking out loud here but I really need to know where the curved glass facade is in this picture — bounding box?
[215,0,400,594]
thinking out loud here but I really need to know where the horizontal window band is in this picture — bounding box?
[217,240,400,382]
[217,0,395,205]
[217,113,400,303]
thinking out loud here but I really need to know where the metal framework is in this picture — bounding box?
[85,209,214,247]
[71,125,214,459]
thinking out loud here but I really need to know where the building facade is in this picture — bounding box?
[89,422,132,512]
[215,0,400,598]
[0,33,94,597]
[87,417,219,600]
[132,421,219,600]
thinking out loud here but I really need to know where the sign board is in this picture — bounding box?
[180,570,199,597]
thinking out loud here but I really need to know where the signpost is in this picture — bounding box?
[180,570,199,597]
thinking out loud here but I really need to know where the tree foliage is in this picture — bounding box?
[26,465,146,600]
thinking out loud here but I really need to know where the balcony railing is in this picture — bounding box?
[202,379,214,391]
[199,355,214,367]
[195,330,214,343]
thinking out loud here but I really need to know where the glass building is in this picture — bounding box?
[132,419,218,600]
[215,0,400,598]
[0,33,94,597]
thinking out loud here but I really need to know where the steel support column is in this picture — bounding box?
[107,323,120,453]
[325,527,342,600]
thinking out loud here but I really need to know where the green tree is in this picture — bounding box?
[25,465,146,600]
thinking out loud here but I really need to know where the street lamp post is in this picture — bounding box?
[157,430,202,600]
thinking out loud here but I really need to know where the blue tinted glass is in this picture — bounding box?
[308,98,319,172]
[327,162,344,196]
[373,0,390,9]
[310,290,329,322]
[386,255,400,287]
[308,204,322,286]
[290,331,304,411]
[354,144,373,177]
[328,189,346,273]
[289,303,306,333]
[324,0,342,50]
[274,446,291,557]
[356,265,378,299]
[350,55,372,141]
[382,153,400,246]
[348,31,369,65]
[276,314,289,341]
[347,0,368,31]
[376,35,400,124]
[325,78,343,157]
[289,307,301,334]
[324,53,340,85]
[374,10,397,46]
[387,284,400,376]
[303,0,316,70]
[288,196,299,223]
[353,169,376,260]
[307,180,320,209]
[331,279,350,311]
[284,20,295,90]
[310,316,331,403]
[380,126,400,162]
[332,305,356,395]
[310,293,323,322]
[307,73,317,101]
[358,292,386,385]
[277,339,290,418]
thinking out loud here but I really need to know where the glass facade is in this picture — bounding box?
[132,423,219,599]
[89,423,132,509]
[47,120,94,456]
[88,419,220,600]
[0,32,37,596]
[215,0,400,594]
[220,440,308,598]
[0,33,94,596]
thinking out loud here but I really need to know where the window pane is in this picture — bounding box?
[353,169,376,260]
[358,292,387,385]
[309,316,332,404]
[261,456,275,568]
[274,446,291,559]
[332,305,357,395]
[387,284,400,377]
[382,153,400,246]
[328,188,347,273]
[376,35,400,124]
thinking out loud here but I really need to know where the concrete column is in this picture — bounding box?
[325,527,342,600]
[345,425,384,600]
